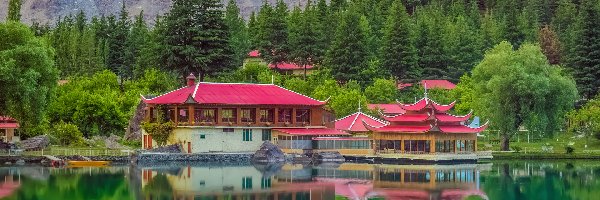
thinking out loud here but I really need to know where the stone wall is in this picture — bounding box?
[134,153,253,165]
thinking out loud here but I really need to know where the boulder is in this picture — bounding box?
[312,151,345,162]
[20,135,50,150]
[105,134,124,149]
[252,141,285,163]
[124,100,146,141]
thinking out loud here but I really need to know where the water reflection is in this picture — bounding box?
[1,161,600,200]
[140,163,491,200]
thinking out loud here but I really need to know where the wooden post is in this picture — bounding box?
[255,108,261,124]
[217,108,222,124]
[291,108,297,125]
[236,107,242,125]
[174,106,178,125]
[274,108,279,125]
[400,139,405,154]
[474,139,478,152]
[430,138,436,153]
[454,140,457,153]
[188,105,194,125]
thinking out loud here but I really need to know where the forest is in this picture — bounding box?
[1,0,600,150]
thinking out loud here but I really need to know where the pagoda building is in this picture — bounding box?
[364,94,488,154]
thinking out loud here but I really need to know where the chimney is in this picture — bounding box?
[186,73,197,87]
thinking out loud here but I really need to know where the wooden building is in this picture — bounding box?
[141,74,341,153]
[0,116,18,143]
[365,94,488,155]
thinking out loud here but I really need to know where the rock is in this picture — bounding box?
[312,151,345,162]
[4,162,10,165]
[20,135,50,150]
[105,134,124,149]
[124,100,146,141]
[15,159,25,165]
[147,144,182,154]
[252,141,285,163]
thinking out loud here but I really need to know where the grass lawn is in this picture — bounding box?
[478,131,600,153]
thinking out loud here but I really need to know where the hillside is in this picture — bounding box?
[0,0,307,25]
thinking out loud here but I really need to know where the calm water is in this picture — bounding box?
[0,161,599,200]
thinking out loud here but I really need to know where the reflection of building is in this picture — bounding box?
[141,75,342,153]
[0,116,19,143]
[140,165,335,200]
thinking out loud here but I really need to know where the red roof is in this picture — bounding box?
[248,50,260,57]
[268,62,314,70]
[435,112,472,122]
[312,137,370,141]
[364,124,432,133]
[398,97,455,111]
[0,123,19,129]
[143,83,326,106]
[382,113,429,122]
[335,112,387,132]
[396,83,413,90]
[273,128,350,136]
[437,122,489,133]
[421,80,456,90]
[367,104,405,114]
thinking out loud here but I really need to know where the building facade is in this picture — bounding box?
[141,75,339,153]
[0,116,19,143]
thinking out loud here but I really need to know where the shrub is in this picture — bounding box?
[565,146,575,154]
[142,121,175,147]
[512,146,522,153]
[121,139,142,148]
[52,122,85,146]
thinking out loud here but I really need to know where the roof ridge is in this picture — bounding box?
[143,85,191,101]
[334,112,358,122]
[197,82,276,86]
[359,112,389,125]
[348,112,361,130]
[273,84,326,103]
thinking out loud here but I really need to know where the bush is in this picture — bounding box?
[121,139,142,148]
[142,121,175,147]
[52,122,85,146]
[565,146,575,154]
[512,146,522,153]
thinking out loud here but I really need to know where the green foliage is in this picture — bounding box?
[162,0,233,81]
[512,146,522,153]
[7,0,21,21]
[257,0,289,65]
[379,0,417,81]
[571,0,600,99]
[328,87,368,117]
[0,22,59,137]
[225,0,251,68]
[52,122,84,146]
[325,9,369,84]
[364,78,397,103]
[565,145,575,154]
[568,96,600,139]
[471,41,578,150]
[141,106,175,147]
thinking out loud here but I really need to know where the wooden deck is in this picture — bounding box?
[344,151,493,164]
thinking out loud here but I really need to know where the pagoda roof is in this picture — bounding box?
[142,82,326,106]
[382,111,472,123]
[363,120,489,134]
[268,62,314,70]
[367,104,405,114]
[335,112,388,132]
[437,122,489,133]
[397,97,455,112]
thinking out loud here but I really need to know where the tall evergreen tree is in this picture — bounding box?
[324,10,369,83]
[503,0,526,49]
[415,7,449,80]
[289,2,322,79]
[7,0,22,21]
[572,0,600,99]
[163,0,233,81]
[107,3,131,84]
[552,0,578,65]
[225,0,251,68]
[379,0,417,81]
[126,11,150,78]
[247,12,259,49]
[538,25,561,65]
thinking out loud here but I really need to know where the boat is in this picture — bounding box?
[67,160,111,167]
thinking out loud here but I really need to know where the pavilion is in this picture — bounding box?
[0,117,18,143]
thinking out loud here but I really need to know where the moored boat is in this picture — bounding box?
[67,161,110,167]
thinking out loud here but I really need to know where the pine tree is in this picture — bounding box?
[247,12,259,49]
[538,25,561,65]
[7,0,21,21]
[445,15,483,82]
[126,11,150,78]
[552,0,578,65]
[324,10,369,83]
[256,0,290,66]
[289,2,322,79]
[225,0,251,68]
[572,0,600,99]
[415,7,449,80]
[163,0,233,81]
[379,0,417,81]
[481,11,503,50]
[503,0,526,49]
[107,3,131,84]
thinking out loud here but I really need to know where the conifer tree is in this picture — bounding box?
[126,11,150,78]
[572,0,600,99]
[379,0,417,81]
[163,0,233,81]
[289,2,323,79]
[503,0,526,49]
[256,0,289,66]
[324,10,369,83]
[107,3,131,84]
[538,25,561,65]
[247,12,259,49]
[225,0,251,68]
[415,7,448,80]
[7,0,21,21]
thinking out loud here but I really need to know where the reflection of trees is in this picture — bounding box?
[142,173,173,200]
[482,161,600,200]
[4,168,132,200]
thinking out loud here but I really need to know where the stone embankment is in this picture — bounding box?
[133,153,253,166]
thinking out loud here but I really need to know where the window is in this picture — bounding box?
[195,108,216,123]
[243,129,253,141]
[241,108,256,123]
[242,177,252,190]
[262,129,271,141]
[261,177,271,189]
[222,108,237,123]
[296,109,311,124]
[223,128,234,132]
[150,108,157,122]
[200,134,206,139]
[260,108,274,123]
[278,108,292,123]
[167,108,176,122]
[178,108,189,123]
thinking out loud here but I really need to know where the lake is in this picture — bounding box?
[0,161,598,200]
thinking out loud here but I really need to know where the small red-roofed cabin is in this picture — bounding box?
[397,80,457,91]
[268,62,315,76]
[0,116,19,143]
[141,74,338,153]
[243,50,267,69]
[366,93,487,155]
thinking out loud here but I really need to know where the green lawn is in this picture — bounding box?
[478,131,600,154]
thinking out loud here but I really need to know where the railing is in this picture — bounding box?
[0,148,133,157]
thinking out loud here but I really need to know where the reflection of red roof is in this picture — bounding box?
[143,83,325,106]
[335,112,387,132]
[315,178,372,199]
[273,128,350,136]
[372,189,430,199]
[367,104,405,114]
[421,80,456,90]
[441,189,489,200]
[268,62,314,70]
[248,50,260,57]
[0,180,20,198]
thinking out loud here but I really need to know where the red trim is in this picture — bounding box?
[312,137,370,141]
[273,128,350,136]
[438,122,488,133]
[0,123,18,128]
